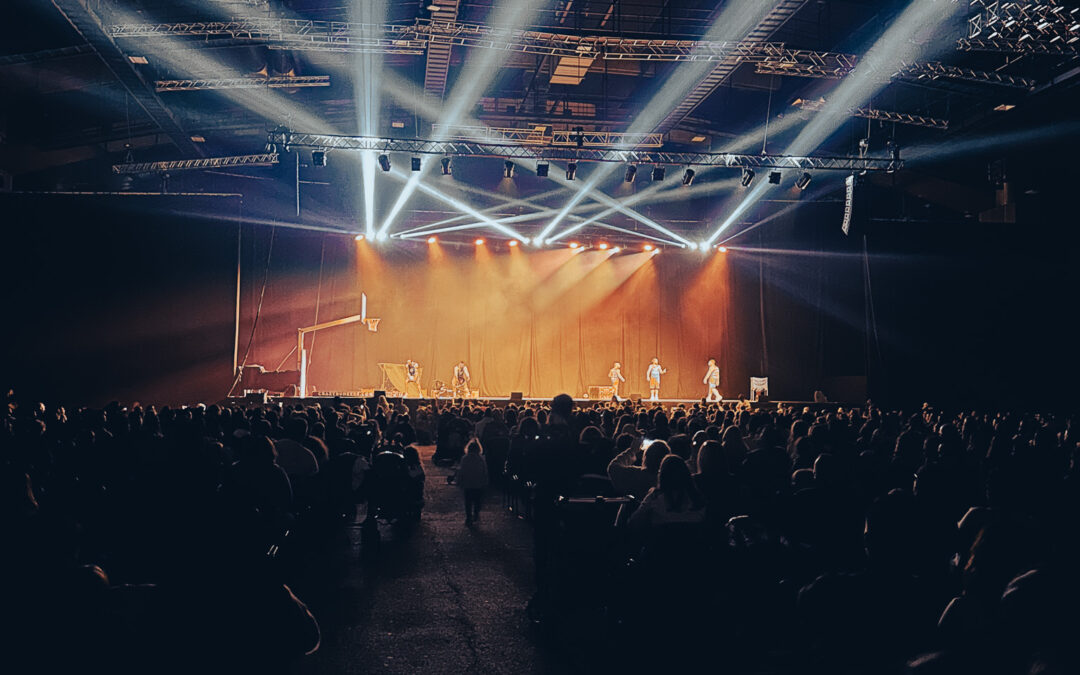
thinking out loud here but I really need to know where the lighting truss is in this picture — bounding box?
[957,35,1080,54]
[107,18,857,68]
[154,75,330,92]
[112,152,280,174]
[849,107,949,130]
[754,61,852,78]
[267,130,902,172]
[893,61,1036,89]
[794,99,949,130]
[430,124,664,148]
[106,19,428,55]
[968,1,1080,46]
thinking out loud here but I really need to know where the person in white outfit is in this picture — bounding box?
[704,358,721,402]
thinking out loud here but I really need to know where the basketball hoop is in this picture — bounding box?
[365,318,380,332]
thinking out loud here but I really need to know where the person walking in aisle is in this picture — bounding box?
[457,438,489,525]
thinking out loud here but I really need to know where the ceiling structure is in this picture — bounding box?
[2,1,1079,246]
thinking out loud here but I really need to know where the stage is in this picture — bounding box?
[227,394,842,414]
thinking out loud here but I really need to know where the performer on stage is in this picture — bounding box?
[608,362,626,399]
[404,358,421,397]
[453,360,471,399]
[703,358,721,402]
[646,358,667,401]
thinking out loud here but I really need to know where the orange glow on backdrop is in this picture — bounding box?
[249,242,740,399]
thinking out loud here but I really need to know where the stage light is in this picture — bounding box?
[566,162,577,181]
[682,168,695,186]
[569,242,580,249]
[795,172,812,190]
[312,151,326,166]
[612,246,621,253]
[624,164,637,183]
[741,168,755,187]
[644,243,654,251]
[378,154,391,172]
[376,232,388,242]
[475,238,485,246]
[411,156,422,172]
[652,166,666,181]
[440,157,452,175]
[504,160,515,178]
[718,246,728,253]
[354,234,366,241]
[427,236,437,244]
[573,126,585,148]
[598,243,609,250]
[508,239,519,247]
[768,171,781,184]
[536,162,549,177]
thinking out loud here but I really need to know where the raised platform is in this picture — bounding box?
[226,394,841,413]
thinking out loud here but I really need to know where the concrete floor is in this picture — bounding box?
[297,446,564,675]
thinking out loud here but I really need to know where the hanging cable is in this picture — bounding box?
[226,227,276,397]
[306,234,328,367]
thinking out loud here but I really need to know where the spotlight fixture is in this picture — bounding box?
[682,168,695,186]
[440,156,452,175]
[612,247,621,253]
[718,246,728,253]
[474,238,485,246]
[569,242,580,249]
[598,243,609,250]
[652,166,666,181]
[741,168,755,187]
[536,162,549,177]
[624,164,637,183]
[508,239,519,247]
[354,234,365,241]
[427,236,437,244]
[566,162,577,181]
[644,244,654,251]
[504,160,515,178]
[378,154,391,172]
[768,171,781,185]
[795,172,812,190]
[411,156,421,172]
[311,151,326,166]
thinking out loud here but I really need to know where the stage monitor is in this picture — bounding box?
[509,392,523,402]
[373,390,386,399]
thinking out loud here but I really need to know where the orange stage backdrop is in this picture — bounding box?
[244,234,758,400]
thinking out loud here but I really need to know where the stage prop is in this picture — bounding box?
[296,292,379,398]
[751,377,769,402]
[378,363,424,397]
[240,364,299,396]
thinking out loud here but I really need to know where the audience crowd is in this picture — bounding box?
[3,387,1077,674]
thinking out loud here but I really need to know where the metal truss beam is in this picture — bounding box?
[957,35,1080,54]
[267,130,901,172]
[424,0,460,100]
[968,2,1080,45]
[106,18,853,66]
[154,75,330,91]
[430,124,664,148]
[850,107,949,130]
[894,60,1036,89]
[113,153,280,174]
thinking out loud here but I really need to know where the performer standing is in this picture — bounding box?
[453,360,471,399]
[404,358,421,398]
[608,362,626,400]
[646,358,667,402]
[703,358,721,402]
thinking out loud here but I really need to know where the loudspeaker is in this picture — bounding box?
[841,174,869,236]
[373,390,386,399]
[509,392,523,402]
[244,391,268,404]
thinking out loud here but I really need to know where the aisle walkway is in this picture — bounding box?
[299,446,561,674]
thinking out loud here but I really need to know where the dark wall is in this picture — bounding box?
[2,194,239,407]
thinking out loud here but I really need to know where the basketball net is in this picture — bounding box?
[365,318,380,332]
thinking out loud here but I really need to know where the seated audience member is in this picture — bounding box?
[607,438,668,499]
[629,454,705,530]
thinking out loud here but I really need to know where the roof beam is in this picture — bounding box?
[654,0,811,133]
[50,0,202,156]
